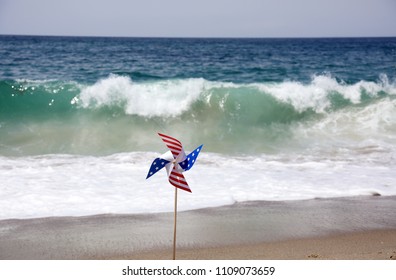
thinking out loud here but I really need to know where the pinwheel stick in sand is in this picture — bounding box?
[146,133,203,260]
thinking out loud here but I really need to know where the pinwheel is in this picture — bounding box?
[146,133,203,259]
[146,133,203,193]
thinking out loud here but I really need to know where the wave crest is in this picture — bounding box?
[77,75,206,117]
[75,74,395,118]
[256,74,395,113]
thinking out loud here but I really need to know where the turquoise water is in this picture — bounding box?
[0,36,395,218]
[1,36,395,156]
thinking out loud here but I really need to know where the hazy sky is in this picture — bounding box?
[0,0,395,37]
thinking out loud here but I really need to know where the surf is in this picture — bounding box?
[0,74,395,156]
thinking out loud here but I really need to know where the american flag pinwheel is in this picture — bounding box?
[146,133,203,193]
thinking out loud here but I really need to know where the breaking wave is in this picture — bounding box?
[0,74,395,156]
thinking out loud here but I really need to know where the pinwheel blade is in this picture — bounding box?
[146,157,170,179]
[168,166,191,193]
[146,150,174,179]
[179,145,203,171]
[158,133,185,159]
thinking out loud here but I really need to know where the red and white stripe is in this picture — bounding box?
[158,133,183,159]
[168,166,191,193]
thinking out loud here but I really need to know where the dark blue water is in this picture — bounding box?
[1,36,395,84]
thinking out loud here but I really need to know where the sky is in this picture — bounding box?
[0,0,395,38]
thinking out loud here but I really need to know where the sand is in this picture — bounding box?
[126,230,396,260]
[0,196,395,260]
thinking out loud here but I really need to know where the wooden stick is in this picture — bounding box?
[173,187,178,260]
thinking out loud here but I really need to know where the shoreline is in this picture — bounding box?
[1,195,396,259]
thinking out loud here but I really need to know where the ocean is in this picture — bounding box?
[0,35,395,219]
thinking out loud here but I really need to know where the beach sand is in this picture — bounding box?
[0,196,395,260]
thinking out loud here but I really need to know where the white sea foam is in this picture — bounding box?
[256,74,396,113]
[1,151,395,220]
[289,96,396,154]
[78,75,206,117]
[76,74,395,118]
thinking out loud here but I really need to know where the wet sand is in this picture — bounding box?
[0,196,395,260]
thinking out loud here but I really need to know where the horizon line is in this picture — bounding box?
[1,33,396,40]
